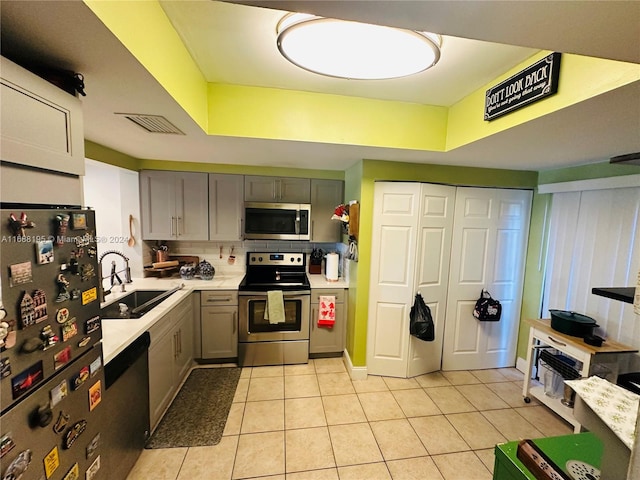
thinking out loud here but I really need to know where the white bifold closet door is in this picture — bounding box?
[367,182,531,377]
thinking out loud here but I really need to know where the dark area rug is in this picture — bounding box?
[146,367,241,448]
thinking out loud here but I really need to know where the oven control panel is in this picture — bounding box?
[248,252,305,266]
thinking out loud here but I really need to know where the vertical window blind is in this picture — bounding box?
[542,187,640,348]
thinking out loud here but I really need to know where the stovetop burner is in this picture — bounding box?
[239,252,310,292]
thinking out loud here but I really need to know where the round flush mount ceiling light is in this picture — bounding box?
[276,13,442,80]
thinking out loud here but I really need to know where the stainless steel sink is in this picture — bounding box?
[101,287,180,319]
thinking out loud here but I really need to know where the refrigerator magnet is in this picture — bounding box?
[86,455,101,480]
[32,289,48,323]
[43,446,60,479]
[88,380,102,411]
[86,433,100,459]
[77,336,91,348]
[55,214,70,245]
[71,366,90,391]
[81,287,97,305]
[3,449,32,479]
[1,357,11,378]
[84,316,100,334]
[50,379,69,406]
[61,461,79,480]
[64,421,87,450]
[8,261,32,287]
[19,291,35,328]
[61,320,78,342]
[35,240,54,265]
[55,308,70,324]
[53,346,72,370]
[89,356,102,377]
[52,411,70,435]
[0,433,16,458]
[11,361,44,399]
[71,213,87,230]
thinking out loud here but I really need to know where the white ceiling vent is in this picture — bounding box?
[115,113,185,135]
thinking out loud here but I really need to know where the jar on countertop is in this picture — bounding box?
[180,263,196,280]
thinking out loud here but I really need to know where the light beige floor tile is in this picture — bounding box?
[409,416,470,455]
[470,369,510,383]
[392,388,441,417]
[247,376,284,401]
[456,384,510,411]
[232,431,285,479]
[245,476,284,480]
[446,412,507,450]
[223,402,245,436]
[415,372,451,388]
[251,365,284,377]
[514,406,573,437]
[382,376,420,390]
[285,374,320,398]
[127,447,187,480]
[474,449,496,474]
[317,372,354,396]
[337,462,391,480]
[485,381,535,407]
[481,409,544,440]
[314,357,346,374]
[284,361,316,376]
[285,427,336,472]
[328,423,383,466]
[358,391,405,421]
[386,456,445,480]
[432,451,492,480]
[176,436,238,480]
[322,394,367,425]
[499,368,525,382]
[285,397,327,429]
[352,375,389,393]
[241,399,284,433]
[370,419,427,460]
[233,378,249,403]
[240,367,252,379]
[424,386,476,414]
[441,370,482,385]
[286,468,339,480]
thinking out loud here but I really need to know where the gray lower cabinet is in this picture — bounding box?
[310,288,347,355]
[311,179,344,242]
[148,295,194,431]
[200,291,238,360]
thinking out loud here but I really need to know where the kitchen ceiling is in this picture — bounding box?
[1,0,639,172]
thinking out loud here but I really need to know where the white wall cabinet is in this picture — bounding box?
[310,288,347,355]
[0,56,85,176]
[209,173,244,241]
[140,170,209,241]
[310,179,344,242]
[200,291,238,360]
[148,295,194,430]
[244,176,310,203]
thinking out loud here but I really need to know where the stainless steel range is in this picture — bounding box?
[238,252,310,366]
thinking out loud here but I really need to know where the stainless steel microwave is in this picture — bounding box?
[244,202,311,240]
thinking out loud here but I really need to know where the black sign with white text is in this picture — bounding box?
[484,52,561,121]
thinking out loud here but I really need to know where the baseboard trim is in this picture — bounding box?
[343,349,368,380]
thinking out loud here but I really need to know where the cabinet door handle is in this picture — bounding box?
[547,335,567,347]
[206,297,232,303]
[176,216,182,237]
[170,216,176,236]
[233,311,237,334]
[311,307,316,330]
[173,332,178,358]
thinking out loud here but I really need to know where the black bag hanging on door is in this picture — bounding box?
[409,293,435,341]
[473,290,502,321]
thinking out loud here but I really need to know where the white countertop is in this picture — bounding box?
[101,274,347,364]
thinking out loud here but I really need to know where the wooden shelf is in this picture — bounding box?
[591,287,635,304]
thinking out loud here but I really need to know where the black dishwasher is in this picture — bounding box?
[103,332,151,480]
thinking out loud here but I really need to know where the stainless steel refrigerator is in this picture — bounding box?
[1,208,106,480]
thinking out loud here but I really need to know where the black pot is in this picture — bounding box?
[549,309,598,337]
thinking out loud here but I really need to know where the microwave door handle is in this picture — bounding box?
[295,209,300,234]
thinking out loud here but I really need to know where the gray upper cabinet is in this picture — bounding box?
[209,173,244,241]
[245,176,311,203]
[311,179,344,242]
[0,56,84,176]
[140,170,209,241]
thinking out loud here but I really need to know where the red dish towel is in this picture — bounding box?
[318,296,336,327]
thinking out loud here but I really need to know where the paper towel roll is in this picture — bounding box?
[325,253,339,281]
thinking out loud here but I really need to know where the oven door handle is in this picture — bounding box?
[239,291,310,297]
[295,209,301,235]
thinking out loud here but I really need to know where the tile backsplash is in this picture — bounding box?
[144,240,349,280]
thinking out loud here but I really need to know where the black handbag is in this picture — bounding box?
[410,293,435,341]
[473,290,502,321]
